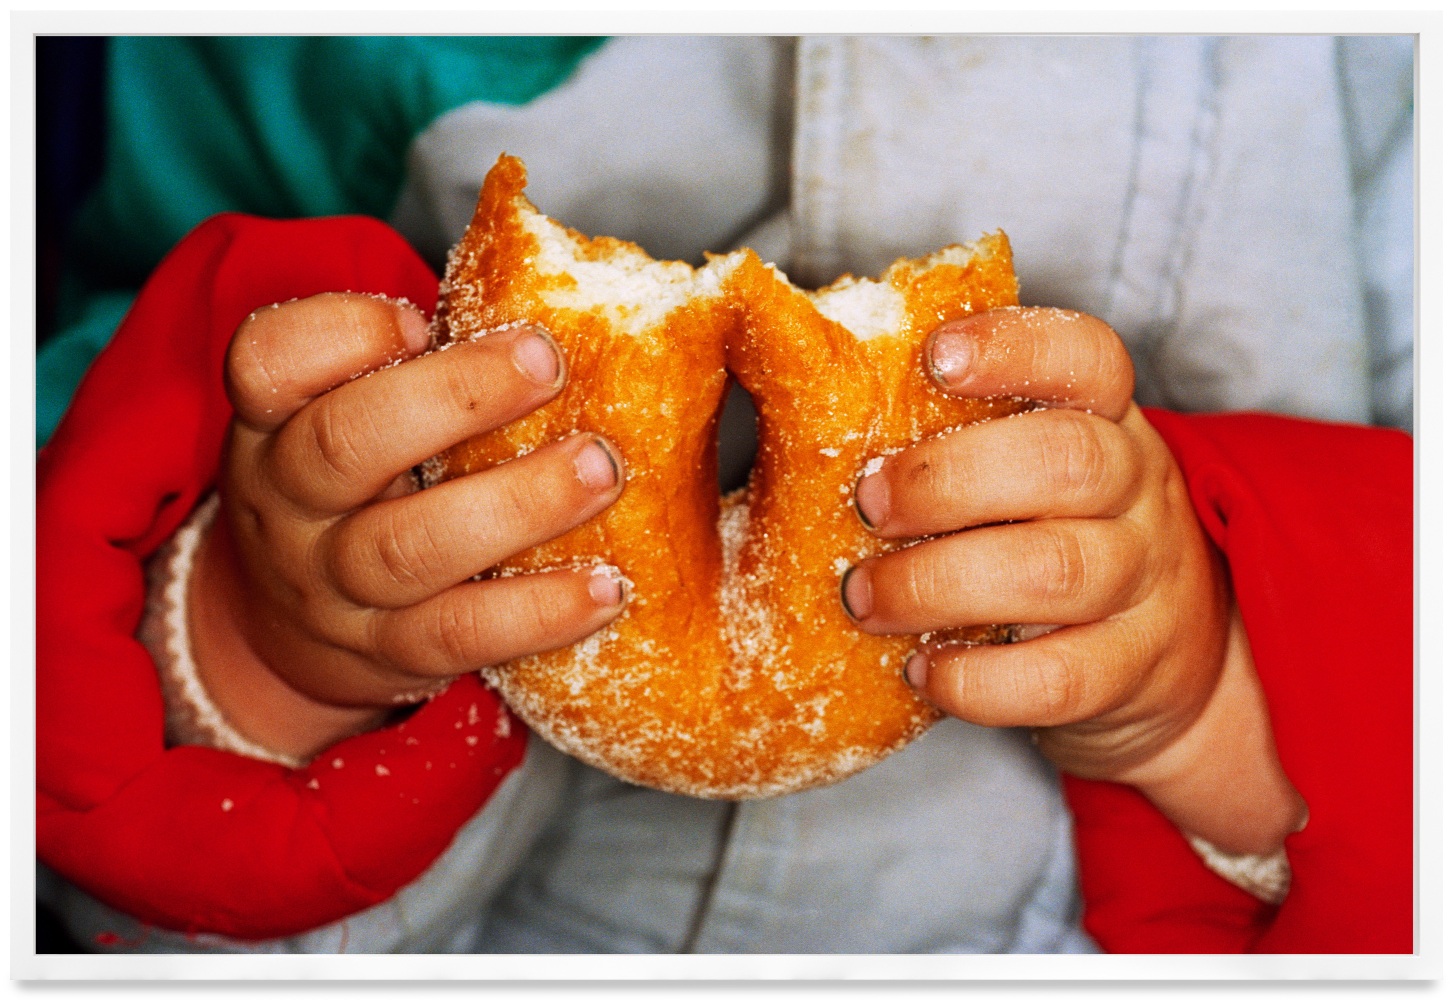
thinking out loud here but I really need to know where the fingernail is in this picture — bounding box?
[903,652,929,689]
[928,329,976,387]
[573,437,620,491]
[588,565,626,607]
[854,465,890,530]
[512,329,563,387]
[840,565,873,621]
[399,308,431,354]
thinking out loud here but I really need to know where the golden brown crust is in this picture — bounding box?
[428,155,1029,798]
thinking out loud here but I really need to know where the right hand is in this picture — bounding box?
[190,293,628,758]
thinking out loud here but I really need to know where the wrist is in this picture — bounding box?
[188,508,390,762]
[1117,602,1307,857]
[139,495,304,765]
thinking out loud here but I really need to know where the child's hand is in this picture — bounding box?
[841,307,1305,856]
[189,294,627,759]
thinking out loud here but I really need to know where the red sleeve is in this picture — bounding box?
[1064,409,1412,953]
[37,214,527,941]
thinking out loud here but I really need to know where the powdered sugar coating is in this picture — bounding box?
[431,155,1028,799]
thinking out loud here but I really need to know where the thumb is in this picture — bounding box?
[225,292,431,432]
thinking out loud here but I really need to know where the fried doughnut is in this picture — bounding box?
[423,155,1030,798]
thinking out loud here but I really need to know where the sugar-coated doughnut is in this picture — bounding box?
[423,155,1030,799]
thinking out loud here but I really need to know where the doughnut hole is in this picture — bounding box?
[717,377,759,494]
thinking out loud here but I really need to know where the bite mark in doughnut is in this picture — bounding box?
[424,155,1031,799]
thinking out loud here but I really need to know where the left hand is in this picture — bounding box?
[840,307,1305,856]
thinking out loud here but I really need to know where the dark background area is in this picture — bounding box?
[37,35,107,348]
[36,34,104,954]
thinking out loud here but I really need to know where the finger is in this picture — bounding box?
[925,307,1135,421]
[268,324,565,514]
[372,565,630,678]
[329,435,625,608]
[227,293,431,432]
[853,408,1138,537]
[902,618,1153,728]
[840,519,1145,634]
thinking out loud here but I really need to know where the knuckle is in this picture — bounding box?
[307,400,373,488]
[520,582,571,639]
[502,473,545,527]
[434,599,481,672]
[942,654,989,717]
[419,579,580,676]
[369,514,442,599]
[262,430,321,510]
[1027,649,1085,722]
[1106,525,1149,606]
[1030,528,1089,603]
[337,294,389,338]
[1065,418,1111,498]
[368,612,428,680]
[478,468,553,541]
[1026,318,1053,381]
[932,648,1019,727]
[902,552,956,618]
[1035,415,1107,498]
[1098,427,1142,512]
